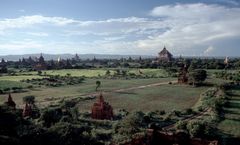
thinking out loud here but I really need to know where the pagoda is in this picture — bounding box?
[91,93,113,120]
[158,46,173,61]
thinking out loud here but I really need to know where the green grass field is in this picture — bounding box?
[0,78,175,106]
[0,80,29,90]
[0,75,43,81]
[77,84,207,113]
[16,68,168,78]
[0,68,225,115]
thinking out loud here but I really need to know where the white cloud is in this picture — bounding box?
[27,32,49,37]
[204,46,215,56]
[0,15,76,31]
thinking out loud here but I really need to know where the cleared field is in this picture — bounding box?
[16,68,168,78]
[77,84,207,113]
[0,78,175,107]
[0,80,29,90]
[218,88,240,137]
[0,75,43,81]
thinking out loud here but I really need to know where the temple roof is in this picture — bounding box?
[159,47,173,56]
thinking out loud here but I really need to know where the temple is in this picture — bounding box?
[34,53,47,70]
[224,56,229,65]
[22,103,32,117]
[91,93,113,120]
[178,64,189,84]
[4,93,16,109]
[158,46,173,61]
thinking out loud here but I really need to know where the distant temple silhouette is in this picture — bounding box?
[34,53,47,70]
[158,46,173,61]
[4,93,16,109]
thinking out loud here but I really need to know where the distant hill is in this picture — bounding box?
[0,53,156,61]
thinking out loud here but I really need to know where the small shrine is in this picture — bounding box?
[5,93,16,109]
[22,103,32,117]
[178,64,189,84]
[91,93,113,120]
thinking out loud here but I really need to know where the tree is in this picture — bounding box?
[0,66,8,73]
[115,111,145,135]
[23,95,35,104]
[37,70,42,76]
[95,81,101,91]
[189,69,207,86]
[105,70,111,76]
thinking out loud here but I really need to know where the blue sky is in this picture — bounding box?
[0,0,240,56]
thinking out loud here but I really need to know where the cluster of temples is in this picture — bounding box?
[4,94,33,118]
[3,87,220,145]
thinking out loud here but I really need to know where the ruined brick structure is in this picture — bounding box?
[22,103,32,117]
[158,46,173,62]
[5,93,16,109]
[91,93,113,120]
[178,64,189,84]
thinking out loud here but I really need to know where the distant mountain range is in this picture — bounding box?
[0,53,156,61]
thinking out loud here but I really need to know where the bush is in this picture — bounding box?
[115,111,145,135]
[3,87,10,92]
[40,107,63,127]
[186,120,205,138]
[175,121,187,130]
[23,96,35,104]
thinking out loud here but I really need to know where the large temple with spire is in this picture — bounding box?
[34,53,47,70]
[158,46,173,62]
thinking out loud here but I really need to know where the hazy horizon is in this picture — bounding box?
[0,0,240,56]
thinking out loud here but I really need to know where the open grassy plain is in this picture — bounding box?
[16,68,168,77]
[77,84,208,112]
[0,68,232,115]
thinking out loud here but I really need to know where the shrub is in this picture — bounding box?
[23,96,35,104]
[3,88,10,92]
[175,121,187,130]
[115,111,145,135]
[40,107,63,127]
[186,120,205,138]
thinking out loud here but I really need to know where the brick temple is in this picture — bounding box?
[91,93,113,120]
[5,93,16,109]
[178,64,189,84]
[22,103,33,117]
[158,46,173,62]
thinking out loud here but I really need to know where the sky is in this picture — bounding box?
[0,0,240,56]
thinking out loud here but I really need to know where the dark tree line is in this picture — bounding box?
[1,56,240,73]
